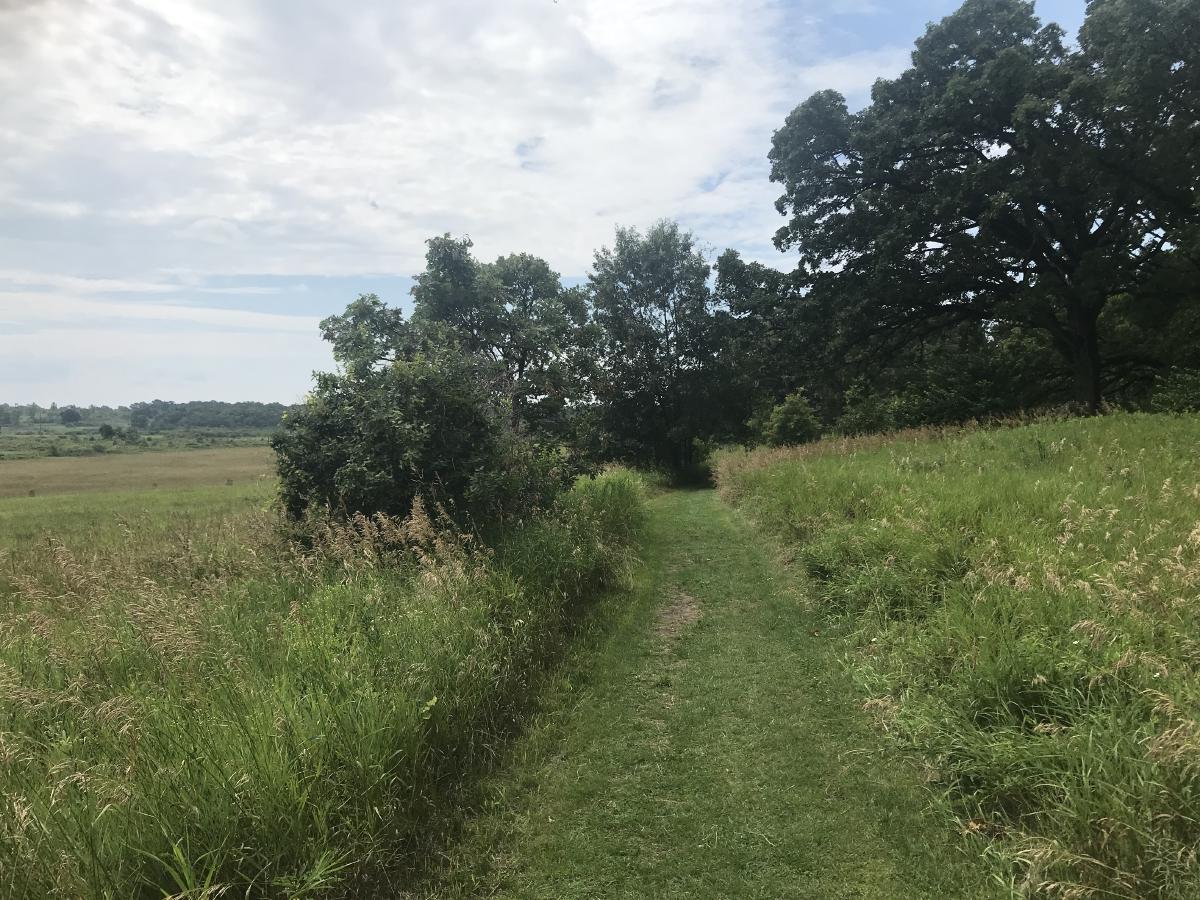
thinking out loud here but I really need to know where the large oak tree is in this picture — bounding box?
[770,0,1199,410]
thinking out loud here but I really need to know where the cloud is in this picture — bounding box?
[0,0,921,402]
[0,0,910,276]
[793,47,913,98]
[0,292,319,333]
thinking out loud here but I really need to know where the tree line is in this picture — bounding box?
[0,401,298,430]
[277,0,1198,519]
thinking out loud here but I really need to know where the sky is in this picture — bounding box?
[0,0,1086,406]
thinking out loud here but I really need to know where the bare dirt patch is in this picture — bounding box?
[653,587,701,644]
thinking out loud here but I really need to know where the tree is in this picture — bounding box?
[589,221,721,472]
[473,253,597,437]
[323,236,597,441]
[98,424,115,440]
[318,294,409,377]
[769,0,1200,411]
[59,407,82,425]
[715,249,819,421]
[763,390,822,446]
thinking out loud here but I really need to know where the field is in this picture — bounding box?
[0,424,274,461]
[0,445,275,498]
[7,417,1200,897]
[716,413,1200,898]
[0,448,644,898]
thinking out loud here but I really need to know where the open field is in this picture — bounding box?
[7,414,1199,896]
[0,425,274,461]
[0,445,275,498]
[716,413,1200,897]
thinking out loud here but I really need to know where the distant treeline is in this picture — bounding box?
[0,401,299,430]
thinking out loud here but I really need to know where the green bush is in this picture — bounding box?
[272,348,571,525]
[762,389,821,446]
[1150,368,1200,412]
[834,378,897,435]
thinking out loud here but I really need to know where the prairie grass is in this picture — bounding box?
[0,446,275,498]
[0,469,644,898]
[715,413,1200,898]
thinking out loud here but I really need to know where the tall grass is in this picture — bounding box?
[0,469,644,898]
[715,414,1200,898]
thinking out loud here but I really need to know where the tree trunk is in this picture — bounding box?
[1066,302,1103,414]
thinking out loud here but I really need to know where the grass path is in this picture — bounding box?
[427,489,999,899]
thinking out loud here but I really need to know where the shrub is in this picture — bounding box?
[272,348,572,525]
[1150,367,1200,412]
[835,378,897,435]
[762,389,821,446]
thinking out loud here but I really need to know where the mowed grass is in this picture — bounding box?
[0,449,646,898]
[428,490,996,899]
[715,413,1200,898]
[0,445,275,498]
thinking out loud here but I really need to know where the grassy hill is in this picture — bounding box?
[715,413,1200,898]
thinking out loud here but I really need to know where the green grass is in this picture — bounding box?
[0,467,645,898]
[426,489,996,899]
[715,413,1200,898]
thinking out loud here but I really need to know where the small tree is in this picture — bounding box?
[98,424,116,440]
[762,390,822,446]
[60,407,82,425]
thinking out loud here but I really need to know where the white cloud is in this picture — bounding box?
[0,292,319,333]
[0,0,913,402]
[0,0,907,277]
[793,47,912,97]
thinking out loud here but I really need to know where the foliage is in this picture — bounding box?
[0,468,644,898]
[716,414,1200,897]
[273,346,568,525]
[769,0,1200,411]
[589,221,738,473]
[319,240,597,445]
[762,389,821,446]
[1150,368,1200,413]
[129,399,297,430]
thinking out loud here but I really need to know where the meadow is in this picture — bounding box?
[0,425,275,462]
[0,448,644,898]
[715,413,1200,898]
[0,446,275,499]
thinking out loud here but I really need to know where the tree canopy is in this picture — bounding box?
[769,0,1200,411]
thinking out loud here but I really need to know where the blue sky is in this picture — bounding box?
[0,0,1085,406]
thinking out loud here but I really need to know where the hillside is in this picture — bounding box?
[716,413,1200,897]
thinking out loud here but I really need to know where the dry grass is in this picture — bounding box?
[0,446,275,498]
